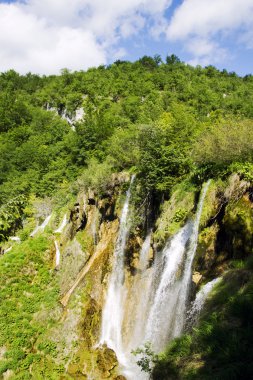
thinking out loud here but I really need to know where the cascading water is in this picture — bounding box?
[91,208,99,246]
[127,232,153,349]
[167,179,211,339]
[54,214,68,234]
[100,180,210,379]
[144,222,193,350]
[186,277,221,328]
[145,180,211,351]
[100,176,135,364]
[30,214,52,237]
[138,232,152,271]
[54,240,61,267]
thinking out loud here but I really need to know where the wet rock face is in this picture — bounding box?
[194,176,253,281]
[98,196,117,222]
[69,199,88,237]
[218,195,253,260]
[124,232,142,274]
[195,223,220,278]
[192,271,202,286]
[81,298,101,347]
[96,346,118,378]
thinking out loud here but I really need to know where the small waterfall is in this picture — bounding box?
[128,232,153,348]
[9,236,21,242]
[139,232,152,271]
[145,180,211,350]
[62,109,76,131]
[54,214,68,234]
[54,240,61,267]
[30,214,52,237]
[186,277,221,328]
[91,208,99,246]
[168,179,212,339]
[144,222,192,350]
[4,246,13,254]
[100,176,135,362]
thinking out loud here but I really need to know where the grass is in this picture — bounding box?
[0,234,60,378]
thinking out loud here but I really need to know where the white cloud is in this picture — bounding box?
[0,4,106,74]
[1,0,252,74]
[185,37,228,66]
[165,0,253,67]
[167,0,253,40]
[0,0,172,74]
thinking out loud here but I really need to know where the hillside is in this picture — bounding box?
[0,56,253,380]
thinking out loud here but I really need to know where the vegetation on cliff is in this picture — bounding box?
[1,57,253,240]
[0,56,253,379]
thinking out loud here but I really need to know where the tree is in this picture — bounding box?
[166,54,181,65]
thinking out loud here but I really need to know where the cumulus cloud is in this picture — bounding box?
[165,0,253,66]
[1,0,253,74]
[0,0,172,74]
[0,4,106,74]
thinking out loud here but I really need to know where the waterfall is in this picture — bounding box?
[30,214,52,237]
[167,179,211,339]
[120,232,154,380]
[91,208,99,246]
[144,180,211,351]
[186,277,221,328]
[54,214,68,234]
[100,176,135,362]
[99,180,210,379]
[144,222,193,350]
[138,232,152,271]
[54,240,61,267]
[128,232,153,348]
[9,236,21,242]
[4,246,13,254]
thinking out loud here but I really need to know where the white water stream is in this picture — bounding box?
[30,214,52,237]
[100,176,135,363]
[54,240,61,268]
[187,277,221,327]
[54,214,68,234]
[100,180,211,379]
[144,221,193,350]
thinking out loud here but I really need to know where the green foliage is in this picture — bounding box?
[138,106,196,194]
[1,58,253,215]
[193,117,253,166]
[132,342,158,374]
[0,235,60,378]
[228,162,253,182]
[0,58,253,379]
[76,157,113,194]
[0,195,26,241]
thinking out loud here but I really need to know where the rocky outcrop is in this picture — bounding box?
[193,174,253,284]
[53,173,131,379]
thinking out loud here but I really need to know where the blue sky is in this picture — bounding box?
[0,0,252,75]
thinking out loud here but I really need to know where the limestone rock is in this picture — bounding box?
[192,272,202,286]
[96,346,118,378]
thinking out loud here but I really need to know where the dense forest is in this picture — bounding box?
[1,56,253,380]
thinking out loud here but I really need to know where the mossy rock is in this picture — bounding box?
[199,179,223,229]
[154,181,196,249]
[81,297,101,348]
[76,229,94,254]
[96,346,118,377]
[194,224,219,275]
[221,195,253,259]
